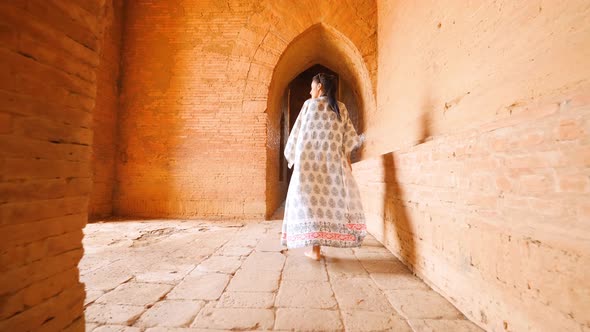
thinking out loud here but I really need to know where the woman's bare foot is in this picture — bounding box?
[304,245,321,261]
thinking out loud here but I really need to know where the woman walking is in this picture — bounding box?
[282,73,366,260]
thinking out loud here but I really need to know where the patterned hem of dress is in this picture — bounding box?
[281,238,365,249]
[282,220,367,231]
[281,231,366,249]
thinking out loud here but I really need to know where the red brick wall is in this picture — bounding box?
[0,1,108,331]
[115,1,377,219]
[90,0,125,220]
[355,1,590,331]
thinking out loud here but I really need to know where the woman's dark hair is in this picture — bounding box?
[312,73,340,120]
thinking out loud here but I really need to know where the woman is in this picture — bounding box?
[282,73,366,260]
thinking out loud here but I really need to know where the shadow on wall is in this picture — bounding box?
[381,110,432,269]
[382,153,416,268]
[418,94,434,144]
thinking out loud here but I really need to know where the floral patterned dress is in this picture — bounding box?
[282,96,366,248]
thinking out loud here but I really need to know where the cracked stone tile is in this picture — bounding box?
[217,292,275,309]
[191,307,274,330]
[85,290,104,306]
[226,269,281,292]
[215,246,253,257]
[342,310,412,332]
[275,308,343,331]
[325,257,369,279]
[135,300,205,328]
[167,273,230,300]
[165,249,213,265]
[282,253,329,281]
[80,266,134,292]
[255,236,285,252]
[241,252,286,271]
[135,264,195,284]
[85,303,145,325]
[409,319,485,332]
[195,255,242,274]
[79,256,115,275]
[276,280,337,309]
[108,256,158,274]
[331,278,393,312]
[385,290,464,319]
[194,236,228,248]
[223,237,260,248]
[96,282,172,306]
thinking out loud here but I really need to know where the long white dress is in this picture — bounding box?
[282,96,366,248]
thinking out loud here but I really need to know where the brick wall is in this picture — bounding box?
[0,1,108,331]
[355,1,590,331]
[115,0,377,219]
[89,0,125,220]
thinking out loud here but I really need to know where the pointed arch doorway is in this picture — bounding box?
[265,23,376,218]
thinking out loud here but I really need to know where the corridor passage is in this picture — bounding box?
[81,216,483,332]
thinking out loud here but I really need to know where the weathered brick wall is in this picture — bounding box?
[115,0,377,219]
[355,1,590,331]
[0,1,109,331]
[89,0,125,220]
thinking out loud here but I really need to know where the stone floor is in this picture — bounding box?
[81,216,484,332]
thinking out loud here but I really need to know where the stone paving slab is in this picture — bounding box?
[82,219,484,331]
[276,280,337,309]
[85,323,100,331]
[241,251,286,271]
[135,264,195,284]
[195,255,243,274]
[81,266,134,292]
[85,303,145,325]
[92,325,141,332]
[370,272,430,290]
[95,282,172,306]
[385,289,465,319]
[135,300,205,328]
[282,248,329,281]
[191,307,275,330]
[342,310,412,332]
[409,319,485,332]
[275,308,343,331]
[256,236,286,252]
[325,256,369,279]
[217,292,275,309]
[85,290,104,306]
[144,328,233,332]
[166,273,230,301]
[215,246,253,257]
[331,277,394,312]
[226,269,281,292]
